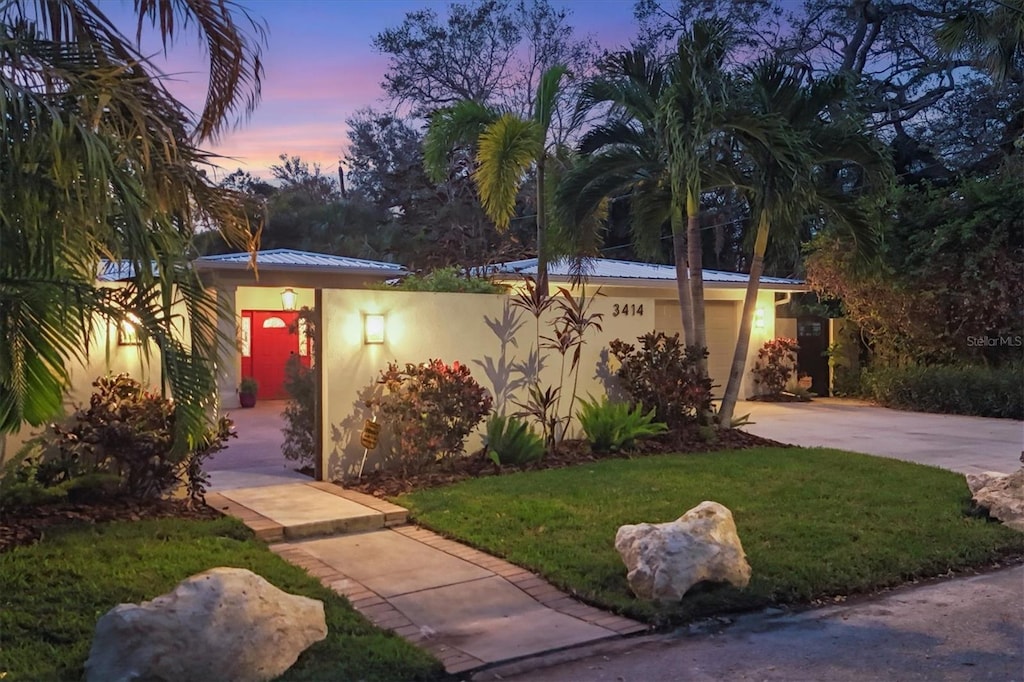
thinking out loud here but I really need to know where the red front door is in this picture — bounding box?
[243,311,301,400]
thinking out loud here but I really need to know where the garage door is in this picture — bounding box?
[654,299,739,396]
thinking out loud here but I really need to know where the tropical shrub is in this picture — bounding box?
[368,360,493,475]
[862,364,1023,419]
[511,277,604,450]
[1,375,233,507]
[608,332,714,429]
[281,355,316,469]
[484,415,545,467]
[576,396,668,453]
[752,338,799,397]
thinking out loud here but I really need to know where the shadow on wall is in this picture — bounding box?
[473,300,545,416]
[327,381,397,482]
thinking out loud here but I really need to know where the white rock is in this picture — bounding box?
[966,471,1007,495]
[85,567,327,682]
[970,469,1024,532]
[615,501,751,603]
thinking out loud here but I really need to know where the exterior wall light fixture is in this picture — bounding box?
[281,288,298,311]
[364,314,385,344]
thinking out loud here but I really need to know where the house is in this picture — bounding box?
[487,257,808,397]
[194,249,405,407]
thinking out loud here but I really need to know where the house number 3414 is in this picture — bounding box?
[612,303,644,317]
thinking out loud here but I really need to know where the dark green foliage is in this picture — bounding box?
[0,517,443,681]
[400,448,1024,627]
[751,337,799,397]
[862,364,1023,419]
[608,332,714,428]
[485,415,545,467]
[282,355,316,468]
[387,267,506,293]
[576,396,668,453]
[367,360,493,475]
[2,375,232,507]
[239,376,258,394]
[807,159,1024,367]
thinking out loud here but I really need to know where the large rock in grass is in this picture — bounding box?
[85,567,327,682]
[968,469,1024,532]
[615,501,751,603]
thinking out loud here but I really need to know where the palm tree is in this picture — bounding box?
[559,21,771,379]
[716,60,892,426]
[1,0,264,446]
[423,66,568,294]
[936,0,1024,84]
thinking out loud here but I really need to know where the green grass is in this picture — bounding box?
[0,516,444,682]
[397,448,1024,626]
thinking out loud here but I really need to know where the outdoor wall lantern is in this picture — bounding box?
[363,314,385,345]
[753,306,767,330]
[118,313,142,346]
[281,288,298,311]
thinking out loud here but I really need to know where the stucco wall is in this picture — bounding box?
[319,289,656,480]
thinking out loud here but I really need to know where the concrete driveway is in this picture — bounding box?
[738,398,1023,475]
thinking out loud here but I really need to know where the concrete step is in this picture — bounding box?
[207,481,407,542]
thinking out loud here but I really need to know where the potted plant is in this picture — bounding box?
[239,377,258,408]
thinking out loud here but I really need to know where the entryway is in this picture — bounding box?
[240,310,310,399]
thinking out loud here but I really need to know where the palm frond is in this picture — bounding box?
[474,114,542,231]
[422,100,498,182]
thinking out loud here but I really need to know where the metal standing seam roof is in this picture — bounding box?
[196,248,406,272]
[489,257,805,287]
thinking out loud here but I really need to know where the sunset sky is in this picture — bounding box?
[137,0,641,180]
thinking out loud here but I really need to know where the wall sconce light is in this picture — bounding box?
[281,288,298,311]
[363,314,385,344]
[118,313,142,346]
[753,306,767,330]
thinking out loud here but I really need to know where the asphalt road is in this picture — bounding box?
[478,565,1024,682]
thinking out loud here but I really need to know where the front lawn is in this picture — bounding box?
[0,516,443,682]
[398,448,1024,625]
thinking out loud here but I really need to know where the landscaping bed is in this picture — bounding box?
[346,426,786,497]
[396,447,1024,627]
[0,515,444,682]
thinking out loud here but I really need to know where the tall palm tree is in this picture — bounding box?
[1,0,264,447]
[423,66,568,294]
[559,21,775,381]
[716,60,892,426]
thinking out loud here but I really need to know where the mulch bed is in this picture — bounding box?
[345,427,789,498]
[1,498,220,554]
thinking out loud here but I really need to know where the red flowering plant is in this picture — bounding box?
[367,359,493,475]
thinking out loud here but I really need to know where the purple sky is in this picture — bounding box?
[135,0,640,179]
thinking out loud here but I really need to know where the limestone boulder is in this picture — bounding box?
[85,567,327,682]
[615,501,751,603]
[969,469,1024,532]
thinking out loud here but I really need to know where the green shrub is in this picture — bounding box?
[367,360,493,475]
[576,396,668,453]
[608,332,713,428]
[862,364,1023,419]
[282,354,316,468]
[484,415,545,467]
[385,266,506,293]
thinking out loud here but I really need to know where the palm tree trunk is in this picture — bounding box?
[719,209,770,426]
[535,157,549,298]
[685,187,708,370]
[671,199,695,344]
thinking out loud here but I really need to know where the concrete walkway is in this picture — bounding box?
[487,565,1024,681]
[207,400,307,490]
[739,399,1023,475]
[209,481,646,675]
